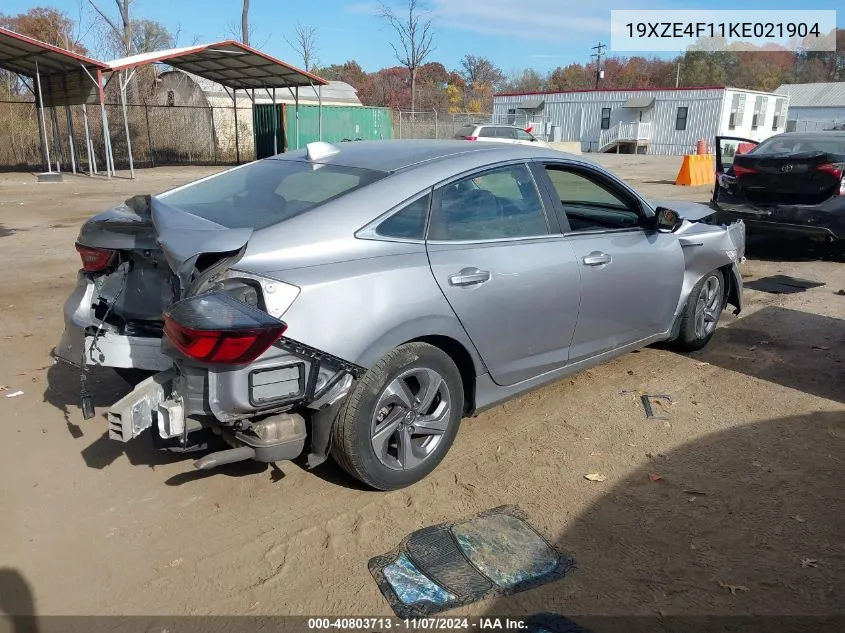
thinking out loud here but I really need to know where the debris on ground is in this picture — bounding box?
[683,489,707,496]
[640,394,672,420]
[717,580,749,595]
[800,558,818,568]
[5,390,23,398]
[647,473,663,482]
[169,557,184,568]
[835,289,844,296]
[584,473,607,482]
[696,361,710,367]
[811,345,830,351]
[793,515,806,523]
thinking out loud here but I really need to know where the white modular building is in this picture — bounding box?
[493,86,788,155]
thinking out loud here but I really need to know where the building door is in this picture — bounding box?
[253,104,286,159]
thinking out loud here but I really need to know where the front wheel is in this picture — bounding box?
[330,342,464,490]
[672,269,725,352]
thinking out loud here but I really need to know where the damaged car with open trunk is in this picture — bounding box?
[55,140,746,490]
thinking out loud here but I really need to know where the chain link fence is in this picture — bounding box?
[393,110,541,140]
[0,99,255,172]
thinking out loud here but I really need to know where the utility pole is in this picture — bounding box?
[591,42,606,88]
[676,62,681,88]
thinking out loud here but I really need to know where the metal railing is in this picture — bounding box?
[599,121,652,151]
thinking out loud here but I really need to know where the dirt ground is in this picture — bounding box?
[0,157,843,626]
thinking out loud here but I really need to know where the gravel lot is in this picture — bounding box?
[1,155,843,625]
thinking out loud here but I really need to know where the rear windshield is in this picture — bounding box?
[158,159,386,229]
[751,135,845,156]
[453,125,477,139]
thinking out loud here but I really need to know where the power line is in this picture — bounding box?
[591,42,606,89]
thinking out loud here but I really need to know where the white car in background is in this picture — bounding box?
[453,124,550,148]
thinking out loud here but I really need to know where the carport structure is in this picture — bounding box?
[0,27,115,177]
[104,40,330,178]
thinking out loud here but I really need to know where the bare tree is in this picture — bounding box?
[241,0,250,45]
[87,0,132,56]
[379,0,435,113]
[284,23,318,72]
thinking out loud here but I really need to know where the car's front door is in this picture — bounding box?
[426,162,581,387]
[537,162,685,363]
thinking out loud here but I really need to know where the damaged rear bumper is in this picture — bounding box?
[105,338,363,469]
[54,272,171,372]
[713,196,844,241]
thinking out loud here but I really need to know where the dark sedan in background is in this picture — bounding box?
[712,131,845,242]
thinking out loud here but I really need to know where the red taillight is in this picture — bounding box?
[817,163,845,195]
[163,291,286,365]
[732,164,757,177]
[464,136,478,141]
[75,243,115,272]
[817,162,844,177]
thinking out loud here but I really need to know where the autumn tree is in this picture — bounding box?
[0,7,87,53]
[318,60,367,88]
[459,55,504,91]
[379,0,435,113]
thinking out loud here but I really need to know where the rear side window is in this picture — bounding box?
[454,125,476,139]
[159,159,386,230]
[751,136,845,156]
[376,193,430,240]
[478,127,497,138]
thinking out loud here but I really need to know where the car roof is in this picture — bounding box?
[772,131,845,140]
[270,139,570,173]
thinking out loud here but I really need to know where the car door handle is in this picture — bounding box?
[448,268,491,287]
[582,252,612,266]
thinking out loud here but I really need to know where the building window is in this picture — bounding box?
[772,98,785,130]
[675,106,688,131]
[600,107,611,130]
[728,93,746,130]
[166,90,175,107]
[752,95,764,130]
[506,108,517,125]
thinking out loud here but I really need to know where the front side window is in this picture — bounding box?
[544,166,641,232]
[600,108,611,130]
[428,164,549,241]
[515,129,535,141]
[160,159,386,230]
[478,127,497,138]
[496,127,517,139]
[376,193,431,240]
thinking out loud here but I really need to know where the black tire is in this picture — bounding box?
[330,342,464,490]
[672,269,726,352]
[113,367,155,385]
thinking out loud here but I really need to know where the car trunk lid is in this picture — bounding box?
[732,150,843,205]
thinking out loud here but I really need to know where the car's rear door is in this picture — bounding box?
[536,161,684,363]
[425,162,581,387]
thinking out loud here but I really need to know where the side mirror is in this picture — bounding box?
[655,206,683,232]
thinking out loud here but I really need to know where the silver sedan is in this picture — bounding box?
[56,140,745,489]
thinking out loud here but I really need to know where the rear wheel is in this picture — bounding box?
[330,342,464,490]
[672,269,725,352]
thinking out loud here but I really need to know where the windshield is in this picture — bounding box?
[751,136,845,157]
[158,159,387,230]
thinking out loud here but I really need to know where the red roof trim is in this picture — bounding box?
[0,27,108,69]
[495,85,726,97]
[106,40,328,85]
